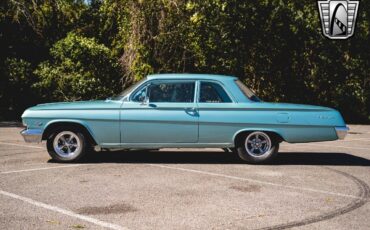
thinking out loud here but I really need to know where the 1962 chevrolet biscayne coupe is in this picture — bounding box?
[21,74,349,163]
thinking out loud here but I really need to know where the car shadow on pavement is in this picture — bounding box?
[271,152,370,166]
[50,150,370,166]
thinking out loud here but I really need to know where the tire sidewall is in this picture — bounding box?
[237,132,279,163]
[47,128,86,162]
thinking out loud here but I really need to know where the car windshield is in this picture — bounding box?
[109,78,146,100]
[235,80,261,102]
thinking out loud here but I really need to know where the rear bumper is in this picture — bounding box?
[20,129,43,143]
[335,126,349,140]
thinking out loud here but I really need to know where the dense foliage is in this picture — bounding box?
[0,0,369,123]
[34,33,122,100]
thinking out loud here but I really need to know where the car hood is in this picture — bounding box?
[28,100,122,110]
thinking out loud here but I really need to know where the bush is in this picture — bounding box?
[34,33,123,101]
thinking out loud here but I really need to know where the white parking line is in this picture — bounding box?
[0,190,128,230]
[0,165,84,174]
[0,142,44,149]
[147,164,364,200]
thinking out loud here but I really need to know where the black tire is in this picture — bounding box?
[236,131,279,164]
[46,128,87,162]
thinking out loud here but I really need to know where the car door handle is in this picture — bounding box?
[185,107,197,115]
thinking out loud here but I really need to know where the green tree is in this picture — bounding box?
[116,0,369,122]
[0,0,87,119]
[34,33,123,101]
[0,0,369,123]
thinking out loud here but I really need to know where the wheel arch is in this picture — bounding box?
[42,120,98,146]
[233,128,285,147]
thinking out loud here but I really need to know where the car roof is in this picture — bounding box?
[147,73,237,81]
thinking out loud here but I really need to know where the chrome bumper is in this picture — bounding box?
[20,129,43,143]
[335,126,349,140]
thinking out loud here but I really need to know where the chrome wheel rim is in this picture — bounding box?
[245,132,271,157]
[53,131,81,158]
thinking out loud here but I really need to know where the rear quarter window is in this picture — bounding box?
[199,82,232,103]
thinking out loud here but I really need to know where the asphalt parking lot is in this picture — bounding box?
[0,124,369,230]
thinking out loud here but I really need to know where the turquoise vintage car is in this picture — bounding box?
[21,74,348,163]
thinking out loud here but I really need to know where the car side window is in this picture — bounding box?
[199,82,232,103]
[148,82,195,103]
[131,86,148,102]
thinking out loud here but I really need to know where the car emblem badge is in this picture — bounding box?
[317,0,359,39]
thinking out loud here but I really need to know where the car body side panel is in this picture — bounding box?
[198,103,343,144]
[120,102,198,144]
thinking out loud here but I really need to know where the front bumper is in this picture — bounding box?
[335,126,349,140]
[20,129,43,143]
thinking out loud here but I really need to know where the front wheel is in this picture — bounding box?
[236,131,279,164]
[47,129,87,162]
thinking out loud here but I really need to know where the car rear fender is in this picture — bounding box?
[232,128,286,145]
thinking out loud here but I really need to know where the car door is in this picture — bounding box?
[197,81,237,144]
[120,80,198,144]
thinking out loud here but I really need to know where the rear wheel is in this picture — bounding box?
[236,131,279,163]
[46,128,87,162]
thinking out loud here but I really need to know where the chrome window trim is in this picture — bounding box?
[194,80,200,104]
